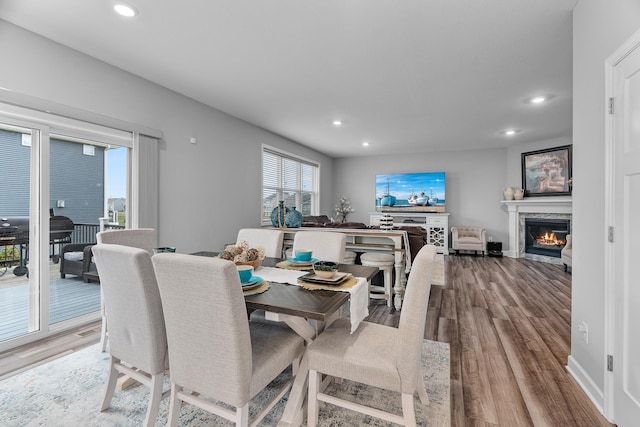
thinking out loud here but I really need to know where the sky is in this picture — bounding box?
[106,147,126,198]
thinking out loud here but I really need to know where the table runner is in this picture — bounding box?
[256,266,369,333]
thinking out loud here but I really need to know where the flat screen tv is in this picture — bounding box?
[375,172,446,212]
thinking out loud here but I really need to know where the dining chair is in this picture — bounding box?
[91,244,168,427]
[95,228,158,352]
[236,228,284,258]
[152,253,305,427]
[292,231,346,263]
[305,245,437,426]
[96,228,157,254]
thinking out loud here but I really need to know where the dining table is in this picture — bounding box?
[191,251,379,426]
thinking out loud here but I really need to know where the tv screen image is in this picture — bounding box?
[375,172,445,212]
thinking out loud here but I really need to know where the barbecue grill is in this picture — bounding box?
[0,215,74,276]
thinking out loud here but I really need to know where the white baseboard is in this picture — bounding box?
[566,355,605,414]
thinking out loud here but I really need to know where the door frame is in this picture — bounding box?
[603,26,640,421]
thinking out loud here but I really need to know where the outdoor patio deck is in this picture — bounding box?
[0,263,101,342]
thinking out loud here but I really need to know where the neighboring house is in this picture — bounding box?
[0,128,104,224]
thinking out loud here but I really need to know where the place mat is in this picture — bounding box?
[298,276,358,291]
[275,260,313,271]
[243,281,269,297]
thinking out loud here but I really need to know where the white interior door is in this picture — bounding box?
[611,40,640,427]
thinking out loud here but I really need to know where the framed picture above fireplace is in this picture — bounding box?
[521,145,572,197]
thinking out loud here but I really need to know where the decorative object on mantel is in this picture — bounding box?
[379,213,394,230]
[284,206,303,228]
[219,240,266,270]
[503,186,515,200]
[335,196,355,223]
[513,188,524,200]
[522,144,572,197]
[270,200,289,228]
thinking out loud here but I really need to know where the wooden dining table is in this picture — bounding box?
[191,251,379,426]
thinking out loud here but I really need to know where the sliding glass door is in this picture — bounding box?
[0,113,132,350]
[0,121,42,343]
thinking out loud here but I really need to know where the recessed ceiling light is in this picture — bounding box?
[504,130,517,136]
[362,141,369,147]
[332,120,343,126]
[525,94,554,104]
[114,3,138,17]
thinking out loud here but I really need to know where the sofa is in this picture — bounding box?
[561,234,572,272]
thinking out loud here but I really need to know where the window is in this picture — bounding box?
[262,146,319,224]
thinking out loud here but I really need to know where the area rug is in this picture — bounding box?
[0,340,449,426]
[432,254,445,286]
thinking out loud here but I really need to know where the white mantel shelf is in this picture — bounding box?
[501,197,572,258]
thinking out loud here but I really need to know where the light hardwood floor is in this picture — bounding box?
[0,255,614,426]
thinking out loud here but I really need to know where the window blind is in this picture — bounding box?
[262,146,319,224]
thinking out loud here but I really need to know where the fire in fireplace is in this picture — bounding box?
[524,218,570,258]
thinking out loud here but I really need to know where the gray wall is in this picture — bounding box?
[572,0,640,405]
[333,148,510,246]
[0,20,335,253]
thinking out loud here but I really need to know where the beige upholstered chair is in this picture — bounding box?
[95,228,158,352]
[96,228,157,254]
[305,245,437,426]
[91,244,168,427]
[451,226,487,256]
[292,231,346,263]
[236,228,284,258]
[152,253,305,427]
[561,234,572,272]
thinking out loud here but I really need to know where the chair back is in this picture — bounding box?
[395,245,437,393]
[152,254,253,407]
[91,244,167,375]
[236,228,284,258]
[292,231,346,263]
[97,228,157,254]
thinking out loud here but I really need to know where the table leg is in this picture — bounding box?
[277,352,309,427]
[393,252,405,310]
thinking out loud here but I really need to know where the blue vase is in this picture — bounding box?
[270,201,289,228]
[285,207,303,228]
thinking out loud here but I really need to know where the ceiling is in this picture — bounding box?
[0,0,577,158]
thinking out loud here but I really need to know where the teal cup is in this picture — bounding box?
[237,265,254,283]
[295,249,312,262]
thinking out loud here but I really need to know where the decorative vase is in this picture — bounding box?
[270,201,289,228]
[514,188,524,200]
[379,213,394,230]
[503,187,515,200]
[285,206,303,228]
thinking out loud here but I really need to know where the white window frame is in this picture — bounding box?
[261,145,319,225]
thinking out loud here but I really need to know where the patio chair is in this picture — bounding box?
[60,243,96,282]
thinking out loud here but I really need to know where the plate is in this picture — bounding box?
[286,257,319,266]
[241,276,264,289]
[299,272,352,285]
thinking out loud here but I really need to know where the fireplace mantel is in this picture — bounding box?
[501,197,572,258]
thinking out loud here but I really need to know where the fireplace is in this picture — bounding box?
[524,218,570,258]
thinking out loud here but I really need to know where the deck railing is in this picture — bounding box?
[70,222,125,244]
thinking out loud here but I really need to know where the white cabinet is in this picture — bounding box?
[370,212,449,254]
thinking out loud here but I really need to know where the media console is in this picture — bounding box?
[369,212,449,255]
